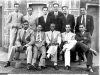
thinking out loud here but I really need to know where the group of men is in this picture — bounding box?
[4,3,98,73]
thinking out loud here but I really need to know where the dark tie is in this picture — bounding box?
[82,15,85,27]
[22,30,26,43]
[51,31,54,42]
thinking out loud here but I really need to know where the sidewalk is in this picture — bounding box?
[0,48,99,74]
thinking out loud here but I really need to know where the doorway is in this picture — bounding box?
[87,5,99,52]
[0,6,2,47]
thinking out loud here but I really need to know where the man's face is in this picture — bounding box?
[62,7,68,14]
[79,25,85,32]
[53,4,59,12]
[27,8,33,15]
[43,8,48,15]
[14,5,20,12]
[23,22,29,30]
[37,25,42,32]
[65,25,71,32]
[80,8,86,15]
[50,24,55,31]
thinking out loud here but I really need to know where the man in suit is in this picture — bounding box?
[38,7,51,32]
[75,24,98,72]
[48,3,63,32]
[75,7,94,62]
[7,3,25,60]
[75,7,94,35]
[24,7,36,31]
[4,20,35,70]
[45,23,61,70]
[60,6,75,33]
[32,24,46,71]
[61,24,77,70]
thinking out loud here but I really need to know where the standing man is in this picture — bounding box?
[7,3,24,59]
[75,24,97,72]
[32,24,46,71]
[38,7,51,32]
[75,7,94,36]
[60,6,75,33]
[75,7,94,62]
[24,7,36,31]
[45,23,61,70]
[4,20,35,70]
[61,24,77,70]
[48,3,63,32]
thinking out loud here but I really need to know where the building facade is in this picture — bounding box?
[0,0,99,52]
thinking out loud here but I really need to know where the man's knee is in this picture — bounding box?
[27,46,32,51]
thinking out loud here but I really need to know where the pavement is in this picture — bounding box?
[0,47,99,74]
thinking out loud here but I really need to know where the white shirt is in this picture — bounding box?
[62,32,75,42]
[43,14,48,23]
[81,15,86,26]
[54,11,58,16]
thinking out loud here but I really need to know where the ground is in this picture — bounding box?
[0,47,99,75]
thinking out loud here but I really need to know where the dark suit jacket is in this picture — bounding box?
[38,15,51,32]
[75,15,94,35]
[48,11,63,32]
[59,14,75,32]
[75,32,91,44]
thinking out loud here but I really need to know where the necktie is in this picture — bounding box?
[37,32,41,42]
[22,30,26,43]
[82,15,85,27]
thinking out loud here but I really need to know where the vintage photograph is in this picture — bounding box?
[0,0,99,75]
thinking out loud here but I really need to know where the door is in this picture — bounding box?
[0,6,2,47]
[87,5,99,52]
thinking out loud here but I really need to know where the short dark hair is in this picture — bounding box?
[23,20,29,24]
[50,23,56,26]
[27,7,33,11]
[80,7,86,10]
[62,6,68,9]
[53,3,59,7]
[42,6,48,10]
[14,3,20,7]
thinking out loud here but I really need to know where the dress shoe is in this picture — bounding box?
[32,65,37,70]
[87,66,93,72]
[13,57,20,60]
[41,66,46,69]
[27,63,32,70]
[54,65,59,70]
[64,65,71,70]
[37,66,42,71]
[90,48,98,56]
[4,61,10,67]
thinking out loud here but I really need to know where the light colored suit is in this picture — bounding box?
[8,28,34,64]
[61,32,77,66]
[24,14,36,31]
[45,30,61,63]
[32,31,46,67]
[7,11,24,58]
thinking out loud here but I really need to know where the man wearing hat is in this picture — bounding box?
[4,20,35,70]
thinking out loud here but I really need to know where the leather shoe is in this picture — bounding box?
[54,65,59,70]
[32,65,37,70]
[37,66,42,71]
[87,66,93,72]
[27,64,32,70]
[64,65,71,70]
[4,61,10,67]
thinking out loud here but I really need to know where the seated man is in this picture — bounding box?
[75,24,98,72]
[61,24,77,70]
[32,24,46,71]
[4,20,34,70]
[45,23,61,70]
